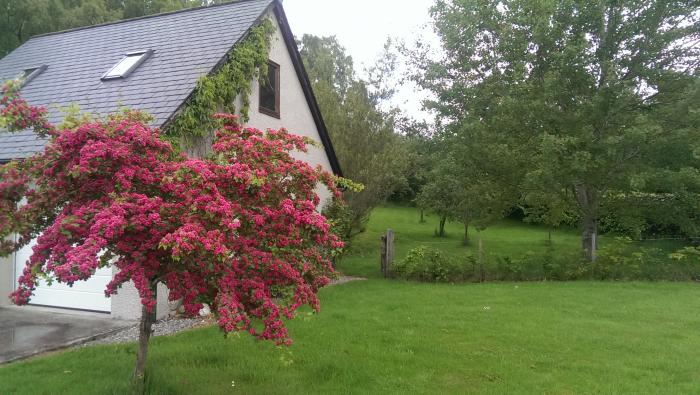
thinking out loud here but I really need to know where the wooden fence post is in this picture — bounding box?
[380,229,395,278]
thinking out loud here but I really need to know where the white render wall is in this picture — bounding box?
[3,13,335,320]
[110,269,170,320]
[245,13,334,205]
[0,248,13,307]
[3,254,168,320]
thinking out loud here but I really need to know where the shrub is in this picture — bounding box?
[392,246,470,282]
[588,241,646,280]
[668,246,700,281]
[393,240,700,283]
[587,239,697,281]
[494,255,526,281]
[322,197,354,242]
[491,245,583,281]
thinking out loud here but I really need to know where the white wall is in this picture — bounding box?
[0,245,13,307]
[116,13,337,320]
[245,13,334,205]
[111,274,169,320]
[3,12,336,320]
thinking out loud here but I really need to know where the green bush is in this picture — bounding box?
[321,198,354,268]
[587,241,646,280]
[393,241,700,283]
[590,240,700,281]
[668,246,700,281]
[392,246,471,282]
[493,247,581,281]
[322,198,353,242]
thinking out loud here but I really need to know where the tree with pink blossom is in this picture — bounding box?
[0,81,347,382]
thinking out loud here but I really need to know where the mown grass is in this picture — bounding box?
[3,281,700,394]
[1,205,698,394]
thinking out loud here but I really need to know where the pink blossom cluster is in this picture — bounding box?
[0,90,343,345]
[1,81,54,137]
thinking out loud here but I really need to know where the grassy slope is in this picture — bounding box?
[1,206,698,394]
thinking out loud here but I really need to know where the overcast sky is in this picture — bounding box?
[283,0,438,122]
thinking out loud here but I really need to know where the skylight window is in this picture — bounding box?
[101,50,153,80]
[17,65,47,86]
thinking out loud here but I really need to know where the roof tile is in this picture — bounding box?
[0,0,273,161]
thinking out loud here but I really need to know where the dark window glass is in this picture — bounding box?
[259,61,280,118]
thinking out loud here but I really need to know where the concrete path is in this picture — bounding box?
[0,306,131,364]
[328,275,367,286]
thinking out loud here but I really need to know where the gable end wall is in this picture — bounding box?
[245,12,334,205]
[1,7,335,319]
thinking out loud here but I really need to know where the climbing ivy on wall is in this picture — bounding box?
[165,19,275,148]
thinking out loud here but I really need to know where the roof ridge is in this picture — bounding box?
[29,0,274,41]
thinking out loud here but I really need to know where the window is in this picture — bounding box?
[17,65,47,86]
[259,60,280,118]
[102,50,153,80]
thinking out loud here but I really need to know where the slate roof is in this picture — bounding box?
[0,0,274,161]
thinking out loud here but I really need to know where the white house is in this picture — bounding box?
[0,0,341,320]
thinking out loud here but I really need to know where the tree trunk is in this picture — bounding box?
[438,216,447,237]
[463,221,470,245]
[575,184,599,262]
[419,208,425,223]
[344,225,353,241]
[582,212,598,262]
[133,303,155,384]
[478,237,485,282]
[184,130,215,158]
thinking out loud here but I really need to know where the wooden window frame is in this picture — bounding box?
[259,60,280,119]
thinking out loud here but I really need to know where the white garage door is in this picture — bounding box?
[14,239,112,312]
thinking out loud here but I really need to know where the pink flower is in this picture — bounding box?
[1,89,346,346]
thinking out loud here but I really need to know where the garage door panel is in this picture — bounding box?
[30,287,111,312]
[33,271,112,293]
[14,239,112,313]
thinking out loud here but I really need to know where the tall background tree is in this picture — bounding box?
[416,138,515,242]
[299,35,410,237]
[415,0,700,260]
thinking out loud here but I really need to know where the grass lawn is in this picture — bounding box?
[1,206,698,394]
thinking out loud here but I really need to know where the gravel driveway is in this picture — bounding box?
[84,316,211,346]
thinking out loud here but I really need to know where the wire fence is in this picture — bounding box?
[639,236,700,242]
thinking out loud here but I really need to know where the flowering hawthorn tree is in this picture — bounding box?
[0,81,344,380]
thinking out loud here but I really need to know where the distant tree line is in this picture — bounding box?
[298,35,415,238]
